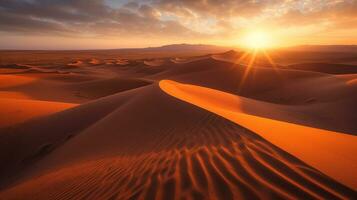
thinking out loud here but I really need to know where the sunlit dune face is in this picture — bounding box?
[242,31,272,50]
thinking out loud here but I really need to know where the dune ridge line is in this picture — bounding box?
[159,79,357,189]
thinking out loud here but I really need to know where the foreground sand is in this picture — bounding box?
[0,49,356,199]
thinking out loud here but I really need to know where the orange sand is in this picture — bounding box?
[0,48,356,200]
[0,75,36,89]
[160,80,357,189]
[0,98,77,128]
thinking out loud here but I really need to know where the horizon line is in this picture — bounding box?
[1,43,357,51]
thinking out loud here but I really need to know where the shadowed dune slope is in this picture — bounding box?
[151,57,357,133]
[159,80,357,189]
[152,56,356,104]
[144,59,166,67]
[67,77,152,99]
[283,63,357,74]
[0,83,355,200]
[0,71,153,103]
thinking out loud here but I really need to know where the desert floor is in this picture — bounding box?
[0,49,356,199]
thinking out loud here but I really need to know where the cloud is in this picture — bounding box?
[0,0,198,39]
[0,0,356,47]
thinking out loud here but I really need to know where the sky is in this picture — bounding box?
[0,0,356,50]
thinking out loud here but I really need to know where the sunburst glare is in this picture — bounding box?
[242,31,273,50]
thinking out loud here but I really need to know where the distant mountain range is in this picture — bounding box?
[282,45,357,52]
[123,44,230,52]
[139,44,357,53]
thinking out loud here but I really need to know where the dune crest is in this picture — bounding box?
[159,79,357,189]
[144,59,165,66]
[67,60,83,67]
[0,75,36,88]
[0,83,355,199]
[89,59,101,65]
[0,91,29,100]
[0,98,77,128]
[115,59,129,65]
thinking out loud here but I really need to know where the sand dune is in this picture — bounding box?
[67,60,83,67]
[115,59,129,65]
[0,91,29,100]
[0,83,355,199]
[171,56,209,64]
[347,78,357,85]
[211,50,244,63]
[0,74,88,103]
[160,80,357,189]
[0,64,30,70]
[144,59,166,67]
[0,98,76,128]
[68,77,152,99]
[0,49,356,199]
[88,58,101,65]
[0,75,36,89]
[283,62,357,74]
[152,56,357,133]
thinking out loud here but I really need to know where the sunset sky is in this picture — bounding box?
[0,0,357,49]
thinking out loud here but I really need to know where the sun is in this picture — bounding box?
[242,31,272,49]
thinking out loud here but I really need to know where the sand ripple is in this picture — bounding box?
[1,114,354,200]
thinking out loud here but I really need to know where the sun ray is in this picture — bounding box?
[238,50,257,92]
[229,51,250,70]
[235,51,250,64]
[262,50,276,67]
[262,49,287,85]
